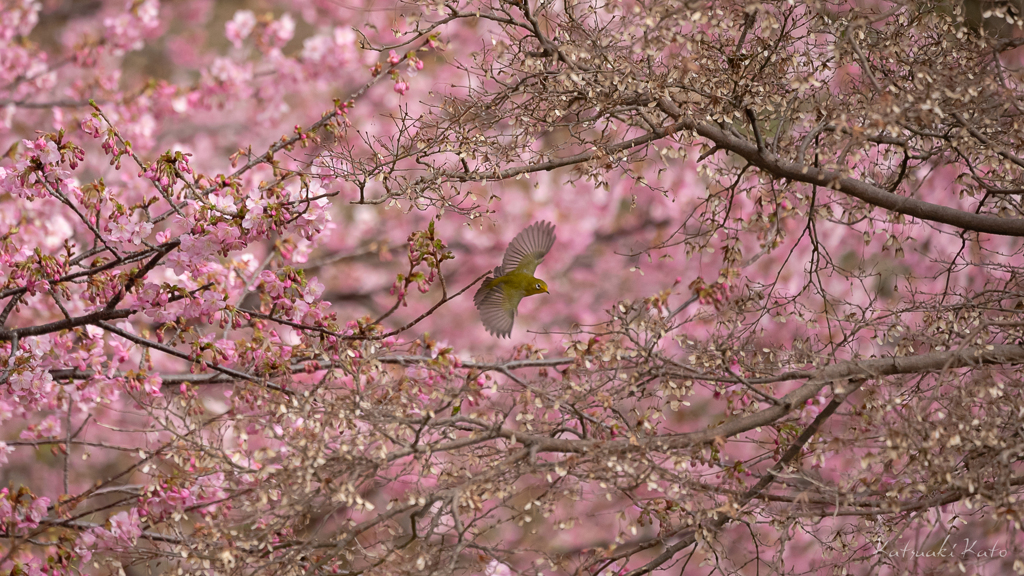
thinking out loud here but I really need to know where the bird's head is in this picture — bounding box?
[525,278,549,296]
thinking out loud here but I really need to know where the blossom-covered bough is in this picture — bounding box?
[2,0,1024,574]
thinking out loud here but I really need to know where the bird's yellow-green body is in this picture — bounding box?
[480,271,549,299]
[474,221,556,338]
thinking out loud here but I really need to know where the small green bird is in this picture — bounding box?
[474,221,556,338]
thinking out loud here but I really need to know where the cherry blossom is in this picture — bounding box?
[0,1,1022,575]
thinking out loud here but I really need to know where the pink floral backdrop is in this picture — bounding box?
[1,0,1023,574]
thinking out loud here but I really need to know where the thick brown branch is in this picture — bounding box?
[656,100,1024,237]
[0,308,133,341]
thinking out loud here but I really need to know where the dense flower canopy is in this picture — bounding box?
[2,0,1024,574]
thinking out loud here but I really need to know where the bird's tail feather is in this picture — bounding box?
[473,266,503,306]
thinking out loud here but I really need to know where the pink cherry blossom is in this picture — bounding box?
[0,1,1020,575]
[225,10,257,49]
[105,508,142,546]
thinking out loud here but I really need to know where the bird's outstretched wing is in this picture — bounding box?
[500,221,556,276]
[474,267,520,338]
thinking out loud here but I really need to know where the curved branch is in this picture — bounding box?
[656,99,1024,237]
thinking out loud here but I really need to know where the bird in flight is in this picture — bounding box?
[474,221,556,338]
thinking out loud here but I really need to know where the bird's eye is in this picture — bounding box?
[535,283,541,290]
